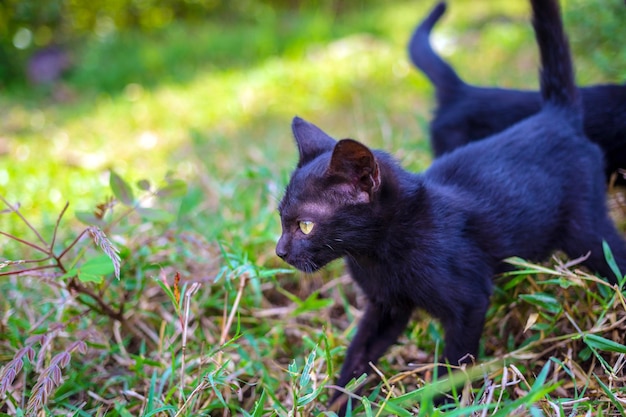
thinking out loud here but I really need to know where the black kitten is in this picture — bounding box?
[277,0,626,412]
[408,2,626,183]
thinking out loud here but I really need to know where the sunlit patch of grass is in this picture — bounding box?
[0,2,438,243]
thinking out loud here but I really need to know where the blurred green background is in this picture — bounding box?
[1,0,625,256]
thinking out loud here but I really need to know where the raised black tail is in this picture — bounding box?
[530,0,580,114]
[407,2,463,98]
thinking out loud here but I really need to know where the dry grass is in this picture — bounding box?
[1,186,625,415]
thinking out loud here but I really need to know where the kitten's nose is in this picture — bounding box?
[276,237,287,259]
[276,247,287,259]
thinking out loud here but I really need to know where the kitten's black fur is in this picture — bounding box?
[277,0,626,412]
[408,2,626,183]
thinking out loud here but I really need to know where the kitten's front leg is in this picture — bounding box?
[329,301,413,411]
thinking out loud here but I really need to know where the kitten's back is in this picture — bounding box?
[426,0,600,262]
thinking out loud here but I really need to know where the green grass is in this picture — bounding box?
[1,0,626,415]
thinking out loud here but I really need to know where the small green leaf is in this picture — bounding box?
[530,360,551,389]
[519,293,563,314]
[602,240,623,283]
[136,207,175,223]
[299,348,316,388]
[578,346,592,361]
[77,273,103,284]
[114,404,135,417]
[296,384,325,407]
[75,211,104,226]
[146,369,157,413]
[157,179,187,198]
[288,360,298,377]
[291,291,334,315]
[361,396,373,417]
[207,373,228,407]
[594,373,626,414]
[179,186,203,216]
[530,323,552,331]
[584,333,626,353]
[142,407,177,417]
[137,179,151,191]
[251,389,267,417]
[154,278,177,306]
[110,170,135,206]
[504,257,559,275]
[153,277,181,316]
[80,255,115,276]
[378,400,413,417]
[60,268,78,280]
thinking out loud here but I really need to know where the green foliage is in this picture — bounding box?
[0,172,204,414]
[564,0,626,82]
[0,0,378,86]
[288,343,326,410]
[60,254,116,284]
[584,334,626,354]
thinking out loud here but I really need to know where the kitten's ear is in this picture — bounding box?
[329,139,381,199]
[292,116,336,167]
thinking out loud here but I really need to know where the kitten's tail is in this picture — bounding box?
[407,2,464,102]
[531,0,581,119]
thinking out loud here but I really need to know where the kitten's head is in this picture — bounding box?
[276,117,382,272]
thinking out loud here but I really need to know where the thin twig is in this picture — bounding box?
[0,194,48,247]
[174,378,210,417]
[326,384,366,412]
[219,273,248,346]
[215,273,248,369]
[180,282,201,405]
[0,264,59,277]
[1,256,52,266]
[50,201,70,251]
[57,228,90,260]
[0,230,49,254]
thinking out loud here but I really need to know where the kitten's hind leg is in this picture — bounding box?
[564,219,626,286]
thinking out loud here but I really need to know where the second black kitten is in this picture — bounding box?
[408,2,626,183]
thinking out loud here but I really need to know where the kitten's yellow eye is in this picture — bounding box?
[298,220,314,235]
